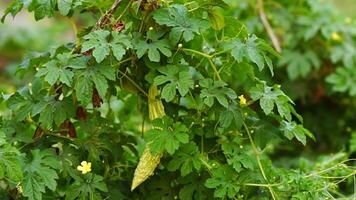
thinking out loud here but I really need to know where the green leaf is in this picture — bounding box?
[93,45,110,63]
[161,83,176,102]
[200,78,237,108]
[153,4,209,44]
[28,0,56,21]
[134,31,172,62]
[22,150,60,200]
[82,30,111,63]
[250,81,294,120]
[0,137,23,183]
[326,67,356,96]
[92,73,108,99]
[226,40,245,62]
[145,118,189,155]
[66,174,107,200]
[219,104,243,129]
[36,53,83,86]
[23,174,45,200]
[111,31,132,61]
[74,64,115,104]
[205,165,240,198]
[40,166,59,191]
[331,43,356,68]
[222,138,255,172]
[280,121,314,145]
[75,74,93,105]
[350,132,356,153]
[6,90,48,121]
[208,7,225,30]
[246,36,264,71]
[42,60,60,85]
[154,65,194,102]
[167,142,202,176]
[223,35,275,75]
[178,174,209,200]
[39,104,54,129]
[279,50,320,80]
[1,0,23,22]
[58,0,73,15]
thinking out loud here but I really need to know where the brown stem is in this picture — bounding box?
[95,0,123,29]
[257,0,282,53]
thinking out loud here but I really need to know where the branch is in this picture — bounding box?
[96,0,123,29]
[257,0,282,53]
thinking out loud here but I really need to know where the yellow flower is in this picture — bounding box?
[238,95,247,106]
[77,161,92,174]
[331,32,342,42]
[16,184,23,194]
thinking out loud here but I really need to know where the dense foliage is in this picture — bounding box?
[0,0,355,199]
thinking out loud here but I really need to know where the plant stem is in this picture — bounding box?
[257,0,281,53]
[114,57,132,66]
[208,58,221,80]
[182,48,212,58]
[305,158,356,178]
[95,0,123,29]
[243,122,277,200]
[182,48,221,80]
[117,69,148,97]
[199,157,213,176]
[116,0,132,22]
[244,182,281,187]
